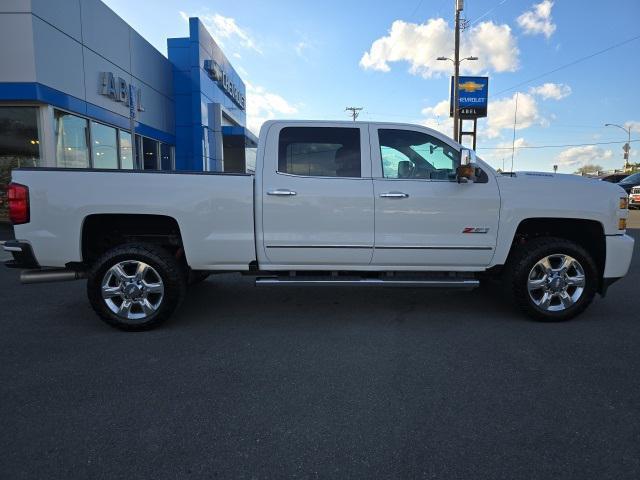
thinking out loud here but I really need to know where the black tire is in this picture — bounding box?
[87,243,186,331]
[188,270,210,286]
[505,237,598,322]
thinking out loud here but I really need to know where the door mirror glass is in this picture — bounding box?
[460,148,477,166]
[457,148,477,183]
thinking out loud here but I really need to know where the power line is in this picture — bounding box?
[469,0,510,26]
[493,34,640,97]
[478,139,640,151]
[409,0,425,19]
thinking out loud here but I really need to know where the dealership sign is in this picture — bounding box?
[450,76,488,119]
[99,72,145,112]
[203,59,246,110]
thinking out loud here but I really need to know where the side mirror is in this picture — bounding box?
[457,148,477,183]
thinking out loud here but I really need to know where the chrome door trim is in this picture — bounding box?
[375,245,493,250]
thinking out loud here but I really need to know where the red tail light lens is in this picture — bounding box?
[7,183,30,225]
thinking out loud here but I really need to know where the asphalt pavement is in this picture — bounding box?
[1,215,639,479]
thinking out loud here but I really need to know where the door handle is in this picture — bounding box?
[379,192,409,198]
[267,189,297,196]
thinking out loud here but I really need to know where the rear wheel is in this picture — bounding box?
[506,237,598,322]
[87,243,186,331]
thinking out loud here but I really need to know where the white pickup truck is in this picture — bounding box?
[3,121,634,330]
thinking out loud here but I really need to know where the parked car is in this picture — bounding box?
[630,186,640,210]
[598,172,629,183]
[618,172,640,194]
[3,121,635,330]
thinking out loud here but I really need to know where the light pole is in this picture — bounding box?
[605,123,632,170]
[437,55,478,142]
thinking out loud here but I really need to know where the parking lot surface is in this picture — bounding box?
[1,213,640,479]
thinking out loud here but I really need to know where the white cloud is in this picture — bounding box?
[529,82,571,100]
[180,11,262,54]
[625,121,640,134]
[420,100,453,135]
[246,81,297,134]
[295,41,309,58]
[484,92,542,138]
[517,0,556,38]
[555,146,613,167]
[360,18,519,77]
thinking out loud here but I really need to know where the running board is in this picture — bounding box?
[255,277,479,289]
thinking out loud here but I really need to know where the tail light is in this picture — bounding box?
[7,183,30,225]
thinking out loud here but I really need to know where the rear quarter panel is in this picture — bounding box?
[11,169,256,269]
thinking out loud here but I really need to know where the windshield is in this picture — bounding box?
[620,172,640,184]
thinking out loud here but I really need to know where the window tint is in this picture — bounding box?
[91,122,118,169]
[142,137,158,170]
[379,129,459,181]
[160,143,172,170]
[54,110,89,168]
[278,127,361,177]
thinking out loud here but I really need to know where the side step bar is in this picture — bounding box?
[255,277,479,289]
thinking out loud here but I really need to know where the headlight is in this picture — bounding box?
[620,197,629,209]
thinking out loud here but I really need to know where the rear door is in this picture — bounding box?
[370,124,500,268]
[259,123,374,267]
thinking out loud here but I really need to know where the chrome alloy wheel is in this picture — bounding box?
[527,254,586,312]
[101,260,164,321]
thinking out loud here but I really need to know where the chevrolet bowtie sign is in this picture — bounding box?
[99,72,144,112]
[450,76,489,119]
[204,59,246,110]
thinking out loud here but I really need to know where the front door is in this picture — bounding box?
[370,125,500,268]
[260,123,374,267]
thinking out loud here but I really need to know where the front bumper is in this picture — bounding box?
[2,240,39,269]
[604,234,634,279]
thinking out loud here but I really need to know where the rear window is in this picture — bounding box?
[278,127,361,177]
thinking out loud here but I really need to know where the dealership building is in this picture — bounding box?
[0,0,256,207]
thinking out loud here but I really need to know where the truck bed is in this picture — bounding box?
[11,168,256,270]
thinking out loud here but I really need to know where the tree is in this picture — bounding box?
[574,164,603,175]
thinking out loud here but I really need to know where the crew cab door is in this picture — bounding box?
[258,123,374,267]
[369,124,500,268]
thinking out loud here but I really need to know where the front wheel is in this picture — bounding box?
[87,243,186,331]
[506,237,598,322]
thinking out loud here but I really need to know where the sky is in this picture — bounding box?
[102,0,640,173]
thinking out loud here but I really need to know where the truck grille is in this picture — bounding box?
[632,187,640,195]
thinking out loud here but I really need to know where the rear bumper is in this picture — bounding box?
[604,234,634,279]
[2,240,39,269]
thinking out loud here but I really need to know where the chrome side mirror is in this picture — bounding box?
[457,148,477,183]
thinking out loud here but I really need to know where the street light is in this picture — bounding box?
[437,55,478,141]
[605,123,632,170]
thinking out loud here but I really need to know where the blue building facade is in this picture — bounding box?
[0,0,255,193]
[169,18,256,172]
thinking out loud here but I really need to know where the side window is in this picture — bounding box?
[379,129,459,181]
[278,127,361,178]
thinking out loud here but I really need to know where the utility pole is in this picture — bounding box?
[604,123,632,171]
[345,107,363,122]
[453,0,463,142]
[437,1,476,143]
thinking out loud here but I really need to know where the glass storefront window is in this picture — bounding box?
[160,143,172,170]
[91,122,118,169]
[143,137,158,170]
[55,110,89,168]
[119,131,134,169]
[0,107,41,221]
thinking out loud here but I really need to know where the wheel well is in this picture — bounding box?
[82,214,183,264]
[509,218,605,277]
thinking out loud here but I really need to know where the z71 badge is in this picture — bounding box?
[462,227,490,234]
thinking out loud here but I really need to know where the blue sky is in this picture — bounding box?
[103,0,640,173]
